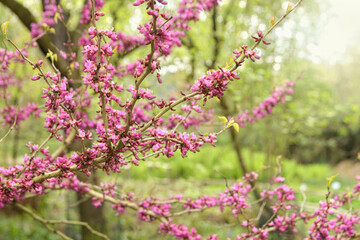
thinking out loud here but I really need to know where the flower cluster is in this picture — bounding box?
[1,103,41,128]
[84,171,360,240]
[30,0,62,38]
[191,68,240,99]
[167,104,213,130]
[235,80,295,127]
[305,186,360,239]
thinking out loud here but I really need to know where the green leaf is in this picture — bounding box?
[42,23,49,30]
[226,118,235,129]
[228,117,234,125]
[286,3,293,14]
[1,21,10,37]
[218,116,228,123]
[270,17,276,26]
[45,49,53,59]
[233,123,239,132]
[54,12,60,24]
[326,174,338,187]
[46,50,57,63]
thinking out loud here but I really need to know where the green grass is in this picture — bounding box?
[124,144,336,187]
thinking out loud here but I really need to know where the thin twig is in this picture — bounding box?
[86,188,168,224]
[0,115,17,144]
[138,92,199,133]
[17,133,53,178]
[300,189,306,213]
[252,201,267,222]
[7,39,51,87]
[214,169,230,190]
[141,137,183,144]
[90,0,112,148]
[173,111,192,132]
[47,220,110,240]
[7,37,88,156]
[15,203,110,240]
[230,0,304,72]
[117,0,159,150]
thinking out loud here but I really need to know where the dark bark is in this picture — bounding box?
[209,7,220,70]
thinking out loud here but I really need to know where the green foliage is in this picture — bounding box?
[124,145,334,184]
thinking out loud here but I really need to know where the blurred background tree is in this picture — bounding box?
[1,0,360,239]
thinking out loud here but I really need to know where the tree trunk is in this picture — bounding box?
[76,172,107,240]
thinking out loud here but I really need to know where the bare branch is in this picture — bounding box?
[47,220,110,240]
[14,203,74,240]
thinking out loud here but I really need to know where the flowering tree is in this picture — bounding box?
[1,0,360,239]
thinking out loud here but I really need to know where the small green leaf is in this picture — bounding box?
[46,50,57,63]
[228,117,234,125]
[42,23,49,31]
[1,21,10,37]
[286,3,293,14]
[54,12,60,24]
[270,17,276,26]
[326,174,339,187]
[218,116,228,123]
[45,49,53,59]
[233,123,239,132]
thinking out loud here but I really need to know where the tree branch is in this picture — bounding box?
[14,203,74,240]
[15,203,109,240]
[0,0,37,30]
[0,114,17,144]
[0,0,72,78]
